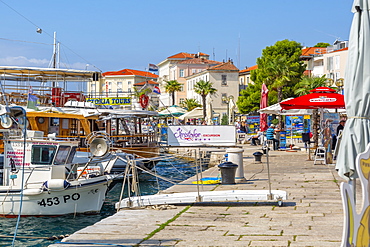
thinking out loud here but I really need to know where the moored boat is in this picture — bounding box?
[0,106,117,217]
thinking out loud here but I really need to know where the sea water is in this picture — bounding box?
[0,158,202,247]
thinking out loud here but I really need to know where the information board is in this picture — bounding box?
[167,125,236,146]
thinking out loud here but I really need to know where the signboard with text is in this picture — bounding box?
[167,125,236,146]
[86,97,131,105]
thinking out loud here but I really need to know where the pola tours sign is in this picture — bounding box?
[167,125,236,146]
[86,97,131,105]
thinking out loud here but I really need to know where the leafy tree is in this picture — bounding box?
[180,98,201,111]
[238,40,306,115]
[314,42,330,48]
[264,55,300,103]
[294,75,327,96]
[164,80,182,105]
[194,80,217,119]
[221,114,228,125]
[132,86,152,98]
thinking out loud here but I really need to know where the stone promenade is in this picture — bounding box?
[51,144,354,247]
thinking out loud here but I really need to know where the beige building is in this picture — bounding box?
[186,61,240,117]
[88,69,158,97]
[157,52,220,106]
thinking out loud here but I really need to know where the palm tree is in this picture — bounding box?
[294,75,327,147]
[266,56,298,103]
[265,56,299,129]
[180,98,201,111]
[164,80,182,105]
[194,80,217,119]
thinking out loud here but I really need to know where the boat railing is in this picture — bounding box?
[111,133,157,147]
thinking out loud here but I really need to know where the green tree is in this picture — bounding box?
[294,75,327,96]
[314,42,330,48]
[238,40,306,114]
[180,98,201,111]
[164,80,182,105]
[194,80,217,119]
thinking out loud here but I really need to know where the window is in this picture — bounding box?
[66,147,77,164]
[54,146,71,165]
[117,81,123,92]
[192,69,196,74]
[50,118,59,127]
[335,56,340,70]
[221,93,227,103]
[128,88,131,93]
[327,57,333,70]
[180,69,184,77]
[222,75,227,85]
[91,84,96,92]
[31,145,57,165]
[179,98,185,104]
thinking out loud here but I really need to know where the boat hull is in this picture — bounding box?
[0,177,111,217]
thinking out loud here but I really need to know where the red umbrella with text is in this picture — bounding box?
[279,87,345,110]
[280,86,345,163]
[260,83,269,131]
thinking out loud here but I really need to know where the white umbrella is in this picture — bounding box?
[178,107,220,120]
[158,105,187,117]
[259,98,313,115]
[336,0,370,180]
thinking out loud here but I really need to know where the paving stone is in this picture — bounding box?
[51,148,348,247]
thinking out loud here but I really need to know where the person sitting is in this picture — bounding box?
[266,124,280,150]
[251,130,263,145]
[239,121,247,133]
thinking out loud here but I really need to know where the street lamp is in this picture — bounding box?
[325,78,334,87]
[335,78,344,94]
[222,95,234,125]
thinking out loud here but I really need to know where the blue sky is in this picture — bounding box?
[0,0,353,73]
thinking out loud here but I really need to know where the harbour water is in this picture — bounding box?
[0,157,202,247]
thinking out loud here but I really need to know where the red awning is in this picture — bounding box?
[280,89,345,110]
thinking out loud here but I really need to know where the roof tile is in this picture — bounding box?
[102,69,158,78]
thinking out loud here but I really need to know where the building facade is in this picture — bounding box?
[186,61,239,117]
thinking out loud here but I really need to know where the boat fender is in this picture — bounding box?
[23,188,43,196]
[43,179,71,190]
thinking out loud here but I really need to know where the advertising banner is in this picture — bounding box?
[167,125,236,146]
[279,131,287,149]
[86,97,131,105]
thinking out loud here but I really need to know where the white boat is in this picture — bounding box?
[0,106,117,217]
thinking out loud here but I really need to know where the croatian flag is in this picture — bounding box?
[148,63,159,72]
[153,86,161,94]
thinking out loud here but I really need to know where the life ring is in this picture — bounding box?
[139,94,149,109]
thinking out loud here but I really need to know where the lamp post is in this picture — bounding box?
[335,78,344,94]
[325,78,334,87]
[222,95,234,125]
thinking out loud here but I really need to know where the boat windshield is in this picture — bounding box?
[54,146,77,165]
[54,146,71,165]
[31,145,57,165]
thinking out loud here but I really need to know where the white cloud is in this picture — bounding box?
[0,56,49,67]
[0,56,89,70]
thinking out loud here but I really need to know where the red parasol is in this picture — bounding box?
[260,83,269,131]
[280,87,345,110]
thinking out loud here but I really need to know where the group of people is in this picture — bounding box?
[245,124,280,150]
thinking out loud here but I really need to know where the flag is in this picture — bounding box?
[27,86,39,110]
[148,63,159,72]
[153,86,161,94]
